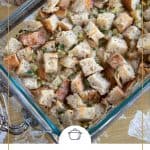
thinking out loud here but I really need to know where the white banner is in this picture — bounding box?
[0,144,148,150]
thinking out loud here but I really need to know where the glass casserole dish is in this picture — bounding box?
[0,0,150,143]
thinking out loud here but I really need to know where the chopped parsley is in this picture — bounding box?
[41,47,47,53]
[83,78,91,89]
[26,70,35,76]
[57,44,65,50]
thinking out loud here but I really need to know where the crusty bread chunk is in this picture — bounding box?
[17,47,33,62]
[5,38,22,54]
[60,110,75,127]
[19,29,47,47]
[39,89,55,107]
[70,12,89,26]
[87,73,110,95]
[114,12,133,33]
[106,86,125,105]
[80,58,103,76]
[123,26,141,40]
[106,36,128,54]
[85,21,104,45]
[70,40,91,59]
[75,106,96,121]
[97,12,115,30]
[17,59,31,76]
[42,41,56,52]
[59,18,73,31]
[57,31,78,49]
[43,53,58,73]
[43,14,59,32]
[114,63,135,86]
[108,53,127,69]
[79,89,100,103]
[22,78,40,90]
[60,56,78,69]
[4,54,20,70]
[109,53,135,86]
[66,93,85,109]
[71,73,84,93]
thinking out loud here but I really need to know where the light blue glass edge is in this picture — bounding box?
[0,64,150,138]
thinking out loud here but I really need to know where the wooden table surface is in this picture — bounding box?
[0,5,150,144]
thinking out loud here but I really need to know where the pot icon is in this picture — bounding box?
[68,128,82,140]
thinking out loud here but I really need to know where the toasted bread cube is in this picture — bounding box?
[51,100,66,115]
[75,106,96,121]
[115,63,135,86]
[43,14,59,32]
[41,0,60,13]
[106,36,128,54]
[114,12,133,33]
[87,73,110,95]
[60,68,74,80]
[60,56,78,68]
[144,8,150,21]
[37,66,46,80]
[55,9,67,18]
[69,40,91,59]
[60,110,74,127]
[39,89,55,107]
[71,73,84,93]
[79,89,100,103]
[97,12,115,30]
[85,21,104,45]
[137,33,150,54]
[42,41,56,52]
[4,54,20,70]
[122,0,140,10]
[93,104,105,117]
[19,29,47,47]
[50,76,62,90]
[70,12,89,26]
[44,53,58,74]
[66,94,85,109]
[106,86,125,105]
[57,31,78,49]
[123,26,141,40]
[59,18,73,30]
[17,47,33,62]
[108,53,127,69]
[22,78,39,90]
[56,80,70,101]
[17,59,31,76]
[80,58,103,76]
[23,20,43,32]
[5,38,22,54]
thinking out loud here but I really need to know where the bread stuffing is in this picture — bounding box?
[3,0,150,129]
